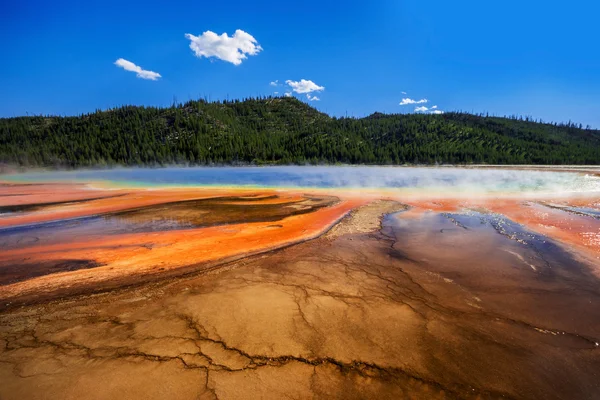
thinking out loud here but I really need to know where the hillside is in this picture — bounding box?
[1,97,599,166]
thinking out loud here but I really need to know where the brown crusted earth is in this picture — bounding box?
[325,199,407,238]
[1,200,600,399]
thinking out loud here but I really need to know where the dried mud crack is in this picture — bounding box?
[1,199,600,399]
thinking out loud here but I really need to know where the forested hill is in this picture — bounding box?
[1,97,599,167]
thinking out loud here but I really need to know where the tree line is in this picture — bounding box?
[1,97,599,167]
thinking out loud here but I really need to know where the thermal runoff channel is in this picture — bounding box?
[0,166,599,400]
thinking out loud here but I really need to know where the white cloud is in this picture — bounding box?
[284,92,293,97]
[270,80,279,86]
[430,110,444,114]
[431,105,438,109]
[274,91,279,95]
[185,29,262,66]
[401,91,407,95]
[114,58,161,80]
[286,79,324,94]
[306,94,320,101]
[400,98,428,106]
[415,106,428,112]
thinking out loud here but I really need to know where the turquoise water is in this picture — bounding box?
[3,166,600,194]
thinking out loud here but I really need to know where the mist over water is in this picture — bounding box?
[4,167,600,195]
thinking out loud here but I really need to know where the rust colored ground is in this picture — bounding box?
[1,180,600,399]
[0,183,365,306]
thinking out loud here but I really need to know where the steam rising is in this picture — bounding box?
[5,167,600,196]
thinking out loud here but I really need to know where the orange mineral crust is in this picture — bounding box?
[0,184,297,229]
[0,183,116,206]
[2,177,600,399]
[2,181,600,304]
[2,196,600,400]
[0,183,365,305]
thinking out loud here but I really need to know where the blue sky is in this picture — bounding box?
[1,0,599,127]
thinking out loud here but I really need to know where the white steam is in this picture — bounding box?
[4,167,600,197]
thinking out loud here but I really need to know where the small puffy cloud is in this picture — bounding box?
[306,94,320,101]
[270,80,280,86]
[400,98,428,106]
[430,110,444,114]
[401,91,407,95]
[286,79,324,94]
[415,106,428,112]
[284,92,293,97]
[273,91,279,95]
[431,105,438,109]
[114,58,161,80]
[185,29,262,66]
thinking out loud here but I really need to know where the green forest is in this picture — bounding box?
[1,97,599,167]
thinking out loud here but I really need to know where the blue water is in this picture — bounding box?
[3,166,600,194]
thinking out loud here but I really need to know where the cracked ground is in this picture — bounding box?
[1,199,600,399]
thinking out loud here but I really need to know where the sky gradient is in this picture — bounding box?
[1,0,599,127]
